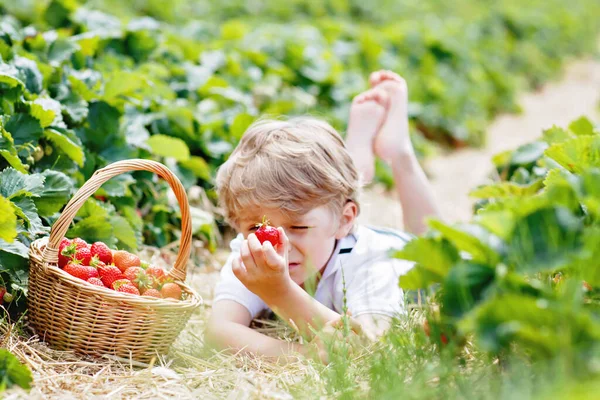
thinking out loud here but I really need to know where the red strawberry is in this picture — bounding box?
[255,216,280,246]
[123,267,152,290]
[113,279,140,295]
[73,246,92,266]
[87,277,104,287]
[142,288,162,298]
[146,265,166,287]
[90,242,113,264]
[64,262,97,281]
[160,282,182,300]
[0,287,5,306]
[58,238,72,268]
[97,264,125,289]
[72,238,88,249]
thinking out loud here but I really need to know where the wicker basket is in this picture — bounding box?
[28,159,202,363]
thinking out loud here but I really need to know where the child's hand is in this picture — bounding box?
[232,227,293,302]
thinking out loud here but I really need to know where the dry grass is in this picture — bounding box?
[0,245,336,399]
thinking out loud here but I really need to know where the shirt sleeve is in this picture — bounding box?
[343,257,414,318]
[212,235,268,319]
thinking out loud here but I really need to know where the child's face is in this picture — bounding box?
[237,205,343,285]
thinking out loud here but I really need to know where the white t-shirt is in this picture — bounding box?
[213,225,415,319]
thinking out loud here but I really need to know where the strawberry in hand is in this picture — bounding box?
[233,226,291,302]
[254,216,280,246]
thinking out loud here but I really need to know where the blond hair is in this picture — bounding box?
[216,117,361,228]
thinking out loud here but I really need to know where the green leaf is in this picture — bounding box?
[4,114,44,145]
[229,113,255,141]
[459,294,600,356]
[43,128,85,166]
[0,195,17,243]
[14,56,43,94]
[146,134,190,161]
[32,170,73,217]
[87,101,120,140]
[392,237,459,277]
[0,238,29,259]
[441,262,495,318]
[545,135,600,173]
[510,141,548,166]
[543,126,572,145]
[398,266,443,291]
[11,196,47,236]
[568,116,595,136]
[103,71,146,102]
[470,179,544,199]
[95,175,134,198]
[508,207,583,273]
[67,214,115,247]
[0,168,45,199]
[179,156,211,180]
[48,38,79,65]
[429,220,504,265]
[110,215,138,251]
[0,349,33,392]
[29,102,56,128]
[0,150,27,174]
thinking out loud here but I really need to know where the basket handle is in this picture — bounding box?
[42,159,192,282]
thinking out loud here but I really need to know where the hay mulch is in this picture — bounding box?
[0,242,328,400]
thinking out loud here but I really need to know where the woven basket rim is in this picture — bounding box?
[30,237,203,309]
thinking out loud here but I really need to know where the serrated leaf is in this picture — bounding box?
[4,114,44,145]
[147,134,190,161]
[545,135,600,173]
[32,170,73,217]
[110,215,137,251]
[43,128,85,166]
[29,102,56,128]
[568,116,595,136]
[0,150,27,174]
[14,56,43,94]
[11,196,47,236]
[0,349,33,392]
[470,179,544,199]
[67,214,115,246]
[0,195,17,242]
[0,238,29,259]
[0,169,45,199]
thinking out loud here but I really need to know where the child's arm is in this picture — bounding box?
[205,300,305,358]
[234,229,358,339]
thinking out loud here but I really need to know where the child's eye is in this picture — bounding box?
[291,226,309,230]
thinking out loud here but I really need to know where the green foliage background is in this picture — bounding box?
[1,0,600,307]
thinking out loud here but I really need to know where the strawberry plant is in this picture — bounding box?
[0,0,599,309]
[396,117,600,371]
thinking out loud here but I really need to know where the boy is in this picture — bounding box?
[206,70,440,360]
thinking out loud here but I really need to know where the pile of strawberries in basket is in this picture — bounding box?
[57,238,183,300]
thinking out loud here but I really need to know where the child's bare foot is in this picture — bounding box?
[369,70,414,163]
[345,88,390,184]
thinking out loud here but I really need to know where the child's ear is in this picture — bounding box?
[335,201,358,239]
